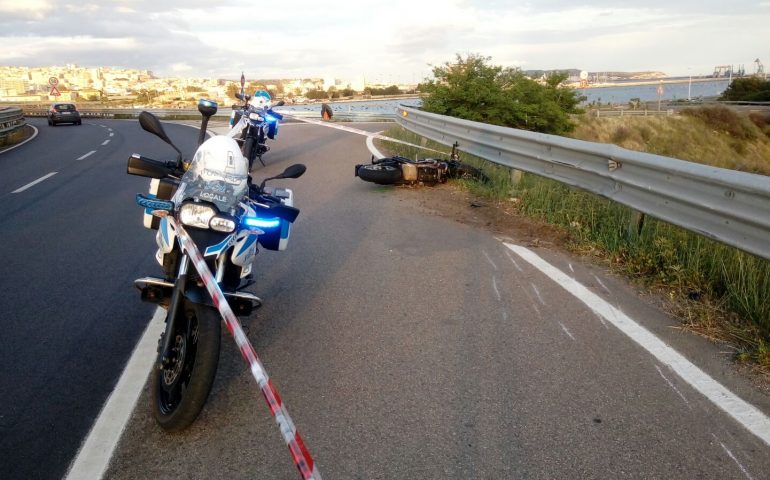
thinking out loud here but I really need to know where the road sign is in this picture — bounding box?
[50,85,61,96]
[49,76,59,86]
[656,83,664,96]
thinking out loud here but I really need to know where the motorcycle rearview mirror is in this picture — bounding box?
[138,111,183,162]
[197,99,218,147]
[281,163,306,179]
[259,163,306,190]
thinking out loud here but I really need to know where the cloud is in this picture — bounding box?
[0,0,54,20]
[0,0,768,81]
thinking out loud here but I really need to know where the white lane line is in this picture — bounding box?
[101,139,110,146]
[558,321,576,341]
[504,249,524,272]
[593,274,612,294]
[77,150,97,161]
[505,242,770,447]
[365,131,385,158]
[12,172,57,193]
[530,283,546,305]
[99,124,106,128]
[0,125,39,155]
[655,365,691,407]
[482,250,498,270]
[713,434,755,480]
[492,276,501,301]
[64,308,165,480]
[109,132,114,137]
[107,128,113,132]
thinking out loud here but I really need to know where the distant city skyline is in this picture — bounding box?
[0,0,768,82]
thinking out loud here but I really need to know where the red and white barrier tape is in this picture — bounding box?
[281,113,449,155]
[170,218,321,480]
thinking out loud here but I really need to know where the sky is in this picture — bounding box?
[0,0,768,83]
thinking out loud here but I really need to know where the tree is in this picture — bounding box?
[419,53,584,135]
[720,77,770,102]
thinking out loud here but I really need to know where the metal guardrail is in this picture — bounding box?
[395,105,770,261]
[0,107,25,135]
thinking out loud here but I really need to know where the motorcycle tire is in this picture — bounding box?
[150,300,221,432]
[356,164,402,185]
[242,136,255,170]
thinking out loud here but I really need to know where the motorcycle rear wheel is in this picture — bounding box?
[356,164,402,185]
[150,299,221,432]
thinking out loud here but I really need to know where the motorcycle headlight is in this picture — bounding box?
[179,203,216,229]
[249,112,264,121]
[210,215,236,233]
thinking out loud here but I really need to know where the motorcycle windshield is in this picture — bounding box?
[173,147,248,214]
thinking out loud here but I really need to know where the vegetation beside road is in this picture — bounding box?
[375,106,770,370]
[720,76,770,102]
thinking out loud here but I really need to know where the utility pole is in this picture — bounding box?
[688,68,692,101]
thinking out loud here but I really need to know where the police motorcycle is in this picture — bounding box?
[229,88,284,169]
[127,99,305,431]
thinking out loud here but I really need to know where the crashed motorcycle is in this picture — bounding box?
[127,99,305,431]
[229,88,284,169]
[355,142,489,185]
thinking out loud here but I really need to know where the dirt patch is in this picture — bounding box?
[394,181,570,247]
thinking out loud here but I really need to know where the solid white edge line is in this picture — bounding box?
[102,140,110,145]
[0,124,39,155]
[366,131,385,158]
[64,307,165,480]
[504,242,770,446]
[77,150,97,161]
[12,171,57,193]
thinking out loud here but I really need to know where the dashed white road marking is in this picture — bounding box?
[101,140,110,146]
[64,308,165,480]
[655,365,690,407]
[12,171,57,193]
[109,132,114,137]
[76,150,96,161]
[505,242,770,447]
[107,128,113,132]
[482,250,498,271]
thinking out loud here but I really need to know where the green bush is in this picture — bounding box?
[720,77,770,101]
[419,53,584,135]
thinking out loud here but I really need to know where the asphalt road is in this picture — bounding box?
[0,117,202,480]
[2,117,770,479]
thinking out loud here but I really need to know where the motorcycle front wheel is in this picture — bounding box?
[356,164,402,185]
[150,299,221,432]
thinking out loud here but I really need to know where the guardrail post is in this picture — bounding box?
[510,168,523,186]
[628,211,646,240]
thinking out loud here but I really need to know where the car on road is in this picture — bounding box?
[47,103,82,126]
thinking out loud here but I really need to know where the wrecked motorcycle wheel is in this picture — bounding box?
[150,300,221,432]
[357,164,402,185]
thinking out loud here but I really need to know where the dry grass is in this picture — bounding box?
[570,110,770,175]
